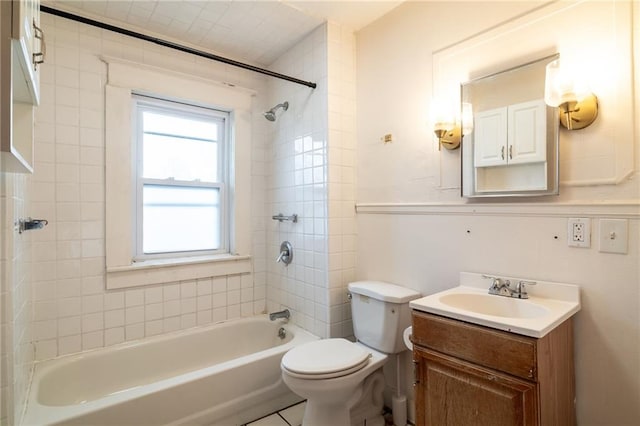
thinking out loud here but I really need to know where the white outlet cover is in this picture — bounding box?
[567,218,591,248]
[599,219,628,254]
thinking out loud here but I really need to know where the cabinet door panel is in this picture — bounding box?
[508,99,546,164]
[415,348,538,426]
[474,107,508,167]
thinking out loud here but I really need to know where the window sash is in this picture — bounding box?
[139,183,222,255]
[133,95,229,260]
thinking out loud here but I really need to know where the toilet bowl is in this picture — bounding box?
[280,281,421,426]
[281,339,387,426]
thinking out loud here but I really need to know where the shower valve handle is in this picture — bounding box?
[276,241,293,266]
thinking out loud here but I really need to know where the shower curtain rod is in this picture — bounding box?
[40,5,318,89]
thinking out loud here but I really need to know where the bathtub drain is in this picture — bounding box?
[278,327,286,339]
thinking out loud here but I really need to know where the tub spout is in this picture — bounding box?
[269,309,290,321]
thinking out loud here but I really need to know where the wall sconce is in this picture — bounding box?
[544,58,598,130]
[431,101,473,151]
[433,122,461,151]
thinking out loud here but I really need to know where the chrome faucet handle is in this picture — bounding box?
[482,275,502,289]
[515,280,537,299]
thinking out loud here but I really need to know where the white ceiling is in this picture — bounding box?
[43,1,403,66]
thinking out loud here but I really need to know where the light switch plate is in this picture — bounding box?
[599,219,628,254]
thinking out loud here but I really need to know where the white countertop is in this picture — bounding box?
[410,272,581,338]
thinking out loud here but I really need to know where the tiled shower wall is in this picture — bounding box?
[264,22,357,339]
[1,173,33,426]
[265,24,330,337]
[28,13,269,361]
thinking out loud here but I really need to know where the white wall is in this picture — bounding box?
[356,1,639,424]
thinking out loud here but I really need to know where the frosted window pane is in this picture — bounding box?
[143,111,218,141]
[143,185,220,254]
[143,133,218,182]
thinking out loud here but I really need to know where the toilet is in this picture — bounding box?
[281,281,421,426]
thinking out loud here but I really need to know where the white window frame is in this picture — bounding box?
[104,57,253,290]
[132,95,230,260]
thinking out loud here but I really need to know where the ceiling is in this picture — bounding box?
[43,1,403,66]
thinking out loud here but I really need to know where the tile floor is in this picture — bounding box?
[244,401,306,426]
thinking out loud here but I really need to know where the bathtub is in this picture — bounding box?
[23,316,317,425]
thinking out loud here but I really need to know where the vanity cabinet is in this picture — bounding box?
[1,0,43,173]
[412,311,575,426]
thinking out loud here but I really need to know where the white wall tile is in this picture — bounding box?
[57,297,82,317]
[162,317,181,333]
[58,335,81,356]
[104,328,125,346]
[104,310,124,328]
[125,323,144,341]
[145,320,163,336]
[104,292,124,311]
[82,331,103,350]
[125,289,144,307]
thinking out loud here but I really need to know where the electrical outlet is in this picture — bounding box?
[568,218,591,248]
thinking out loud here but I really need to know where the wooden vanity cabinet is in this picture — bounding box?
[412,311,575,426]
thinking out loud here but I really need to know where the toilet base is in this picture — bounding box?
[300,370,386,426]
[302,402,351,426]
[350,370,385,426]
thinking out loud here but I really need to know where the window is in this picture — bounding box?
[104,58,252,289]
[133,95,229,259]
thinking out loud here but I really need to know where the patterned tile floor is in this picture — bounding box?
[244,401,306,426]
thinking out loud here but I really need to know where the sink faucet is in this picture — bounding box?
[269,309,290,321]
[486,276,513,297]
[484,275,536,299]
[514,280,537,299]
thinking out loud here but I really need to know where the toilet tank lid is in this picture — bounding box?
[348,281,421,303]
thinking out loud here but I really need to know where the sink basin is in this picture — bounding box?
[409,272,581,338]
[438,293,548,319]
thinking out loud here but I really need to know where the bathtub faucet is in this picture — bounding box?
[269,309,290,321]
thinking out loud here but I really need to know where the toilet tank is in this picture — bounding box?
[348,281,421,354]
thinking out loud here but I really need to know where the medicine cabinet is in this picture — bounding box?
[1,0,44,173]
[461,55,559,197]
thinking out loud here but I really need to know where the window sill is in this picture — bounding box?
[106,254,252,290]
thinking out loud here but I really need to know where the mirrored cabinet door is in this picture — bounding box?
[461,54,559,198]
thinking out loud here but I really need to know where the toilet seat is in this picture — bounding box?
[281,338,372,380]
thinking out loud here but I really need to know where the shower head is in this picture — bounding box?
[264,101,289,121]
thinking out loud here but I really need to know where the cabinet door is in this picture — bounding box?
[473,107,507,167]
[507,99,546,165]
[415,347,538,426]
[12,0,41,104]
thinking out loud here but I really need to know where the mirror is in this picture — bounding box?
[461,54,559,198]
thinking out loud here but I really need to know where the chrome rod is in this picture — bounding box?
[40,6,317,89]
[272,213,298,223]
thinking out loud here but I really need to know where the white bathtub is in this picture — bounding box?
[23,316,317,426]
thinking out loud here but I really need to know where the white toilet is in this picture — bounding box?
[281,281,421,426]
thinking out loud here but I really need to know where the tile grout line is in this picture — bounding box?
[277,412,292,426]
[244,400,305,426]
